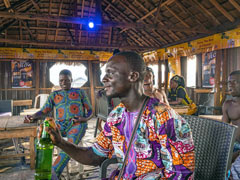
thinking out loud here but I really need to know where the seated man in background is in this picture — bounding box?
[143,67,169,105]
[222,70,240,179]
[45,51,195,179]
[168,75,197,115]
[24,69,93,178]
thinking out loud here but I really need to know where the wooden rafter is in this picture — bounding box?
[120,0,176,33]
[209,0,234,22]
[30,0,40,13]
[137,0,175,22]
[229,0,240,12]
[191,0,220,25]
[133,0,180,42]
[54,0,63,42]
[152,30,168,44]
[20,20,34,40]
[0,12,211,34]
[165,5,190,28]
[175,0,205,28]
[74,0,79,43]
[45,0,52,41]
[19,21,22,40]
[154,0,163,24]
[0,38,156,50]
[103,3,156,47]
[108,27,112,45]
[0,0,37,35]
[78,0,85,43]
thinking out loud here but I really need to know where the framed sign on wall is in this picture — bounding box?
[12,60,33,88]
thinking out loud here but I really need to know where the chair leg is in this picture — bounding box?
[94,118,100,137]
[98,119,103,132]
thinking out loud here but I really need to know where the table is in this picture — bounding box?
[172,105,189,114]
[0,116,37,169]
[199,115,223,121]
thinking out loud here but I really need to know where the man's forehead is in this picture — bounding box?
[59,74,72,79]
[106,55,128,67]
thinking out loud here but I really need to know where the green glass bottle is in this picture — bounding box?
[35,120,53,180]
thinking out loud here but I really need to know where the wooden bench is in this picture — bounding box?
[13,100,32,108]
[0,116,37,169]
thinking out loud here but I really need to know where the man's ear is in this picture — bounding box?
[128,71,140,82]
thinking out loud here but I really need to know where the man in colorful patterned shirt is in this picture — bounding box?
[24,69,92,177]
[46,52,195,179]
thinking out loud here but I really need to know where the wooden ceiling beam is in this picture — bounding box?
[136,0,175,22]
[229,0,240,12]
[79,0,85,43]
[175,0,204,28]
[209,0,234,22]
[103,5,158,47]
[54,0,64,42]
[0,12,212,33]
[154,0,163,24]
[165,5,190,28]
[19,21,23,40]
[118,1,140,19]
[192,0,220,25]
[20,20,34,40]
[133,0,180,42]
[152,30,168,44]
[0,38,156,50]
[74,0,79,43]
[30,0,40,13]
[108,27,112,45]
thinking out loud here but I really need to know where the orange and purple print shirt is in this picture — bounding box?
[40,88,92,124]
[93,98,195,180]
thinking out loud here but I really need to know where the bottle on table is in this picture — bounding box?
[35,117,55,180]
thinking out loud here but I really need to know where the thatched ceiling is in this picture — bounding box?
[0,0,240,53]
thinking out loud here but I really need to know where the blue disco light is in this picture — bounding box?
[88,21,94,29]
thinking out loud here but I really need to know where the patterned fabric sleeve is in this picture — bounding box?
[155,107,195,179]
[80,89,92,118]
[39,92,55,114]
[92,120,114,158]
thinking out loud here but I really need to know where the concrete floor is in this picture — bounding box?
[0,117,114,180]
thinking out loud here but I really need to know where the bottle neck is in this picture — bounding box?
[41,121,50,139]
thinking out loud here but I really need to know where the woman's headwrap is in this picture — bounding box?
[171,75,185,87]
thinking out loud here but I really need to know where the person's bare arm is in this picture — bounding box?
[169,98,183,105]
[46,126,105,166]
[222,101,231,124]
[72,113,93,123]
[24,111,45,123]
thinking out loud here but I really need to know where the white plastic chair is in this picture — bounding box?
[34,94,49,108]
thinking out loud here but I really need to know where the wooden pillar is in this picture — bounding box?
[35,61,40,96]
[158,60,162,89]
[221,49,228,105]
[214,50,222,113]
[164,60,169,93]
[88,61,95,114]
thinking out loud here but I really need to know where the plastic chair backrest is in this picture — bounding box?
[182,115,237,180]
[198,93,214,106]
[34,94,49,108]
[0,100,13,114]
[96,95,109,121]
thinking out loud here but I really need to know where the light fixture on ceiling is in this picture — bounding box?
[88,20,94,29]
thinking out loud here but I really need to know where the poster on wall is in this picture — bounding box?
[202,51,216,87]
[11,60,33,88]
